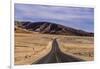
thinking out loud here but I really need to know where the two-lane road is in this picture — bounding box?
[32,39,84,64]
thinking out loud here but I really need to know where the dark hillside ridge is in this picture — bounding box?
[15,21,94,36]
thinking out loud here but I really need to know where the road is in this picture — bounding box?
[32,39,84,64]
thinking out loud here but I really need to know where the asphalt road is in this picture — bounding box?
[32,39,84,64]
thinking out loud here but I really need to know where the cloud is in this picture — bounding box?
[15,3,94,32]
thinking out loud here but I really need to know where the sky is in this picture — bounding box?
[15,3,94,32]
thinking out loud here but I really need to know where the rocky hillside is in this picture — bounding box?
[15,21,94,36]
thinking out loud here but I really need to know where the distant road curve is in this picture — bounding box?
[32,38,85,64]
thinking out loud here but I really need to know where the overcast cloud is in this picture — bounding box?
[15,4,94,32]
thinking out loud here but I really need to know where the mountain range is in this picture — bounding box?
[15,21,94,36]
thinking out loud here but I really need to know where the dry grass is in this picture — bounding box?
[15,30,53,65]
[58,36,94,61]
[14,27,94,65]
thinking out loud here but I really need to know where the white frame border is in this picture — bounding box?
[11,0,95,69]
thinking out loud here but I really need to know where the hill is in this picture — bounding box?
[15,21,94,36]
